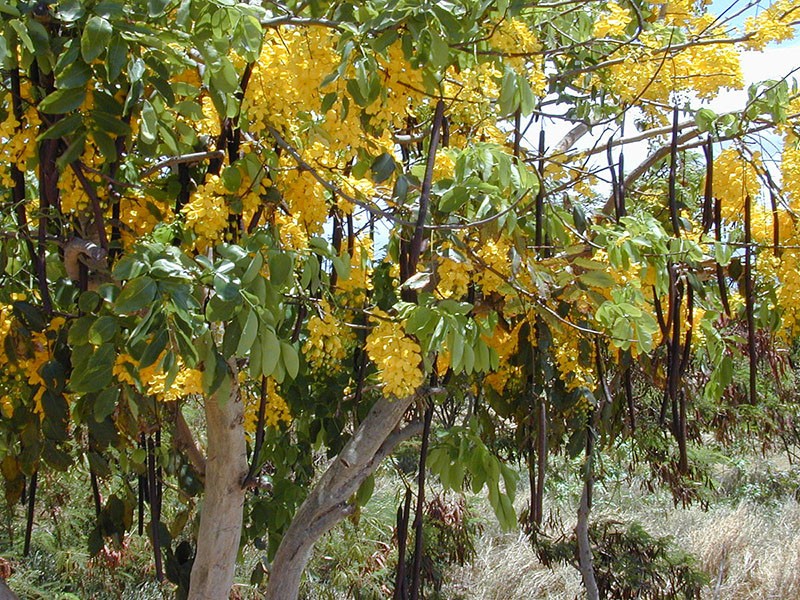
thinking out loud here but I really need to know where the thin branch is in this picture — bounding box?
[140,151,226,179]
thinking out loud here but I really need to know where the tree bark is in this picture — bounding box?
[188,369,247,600]
[0,579,19,600]
[576,479,599,600]
[264,395,421,600]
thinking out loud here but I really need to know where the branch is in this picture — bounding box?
[408,99,445,273]
[140,151,226,179]
[70,162,109,249]
[267,126,535,232]
[173,403,207,479]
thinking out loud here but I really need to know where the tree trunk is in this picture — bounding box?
[576,449,598,600]
[0,579,19,600]
[188,371,247,600]
[264,395,421,600]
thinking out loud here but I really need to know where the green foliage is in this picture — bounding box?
[427,420,517,530]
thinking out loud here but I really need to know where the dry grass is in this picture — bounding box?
[686,500,800,599]
[444,531,582,600]
[443,474,800,599]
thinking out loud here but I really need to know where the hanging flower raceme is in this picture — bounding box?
[303,301,353,373]
[365,311,424,399]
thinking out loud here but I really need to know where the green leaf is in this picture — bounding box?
[355,474,375,507]
[236,310,259,356]
[115,276,158,314]
[55,132,87,171]
[332,254,350,281]
[81,16,113,63]
[210,56,240,94]
[429,33,449,69]
[94,388,119,422]
[269,253,293,287]
[68,316,95,346]
[249,331,263,378]
[0,3,20,16]
[579,270,616,289]
[241,253,263,284]
[260,327,280,377]
[106,36,127,81]
[92,110,132,136]
[89,316,118,345]
[38,113,83,141]
[55,59,92,90]
[695,108,717,133]
[57,0,84,21]
[140,100,158,144]
[70,343,115,393]
[280,341,299,379]
[40,360,67,393]
[148,0,169,17]
[39,88,87,114]
[140,329,168,368]
[370,152,395,183]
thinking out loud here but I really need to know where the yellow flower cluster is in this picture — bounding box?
[436,256,472,299]
[18,317,65,415]
[475,237,511,294]
[199,95,221,137]
[442,62,504,140]
[182,174,229,248]
[303,301,352,372]
[0,102,40,188]
[119,192,171,248]
[243,377,292,433]
[115,352,204,401]
[432,150,456,182]
[0,304,13,368]
[337,237,373,304]
[553,331,596,391]
[711,148,762,221]
[365,312,424,398]
[146,365,204,402]
[777,250,800,334]
[113,352,138,387]
[277,168,328,234]
[594,1,632,38]
[0,395,12,419]
[275,212,310,251]
[245,28,344,135]
[660,0,696,26]
[782,131,800,207]
[482,321,522,393]
[489,18,547,97]
[369,42,426,132]
[58,141,105,215]
[743,0,797,50]
[491,18,542,64]
[595,33,742,104]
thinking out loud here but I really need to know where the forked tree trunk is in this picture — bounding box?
[264,395,421,600]
[188,371,248,599]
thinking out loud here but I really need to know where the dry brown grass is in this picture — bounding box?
[444,531,582,599]
[444,483,800,599]
[686,500,800,599]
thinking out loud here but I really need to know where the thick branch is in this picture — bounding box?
[264,394,425,600]
[174,404,207,479]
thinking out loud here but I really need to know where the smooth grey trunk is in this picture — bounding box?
[188,370,248,600]
[0,579,19,600]
[576,473,599,600]
[264,394,421,600]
